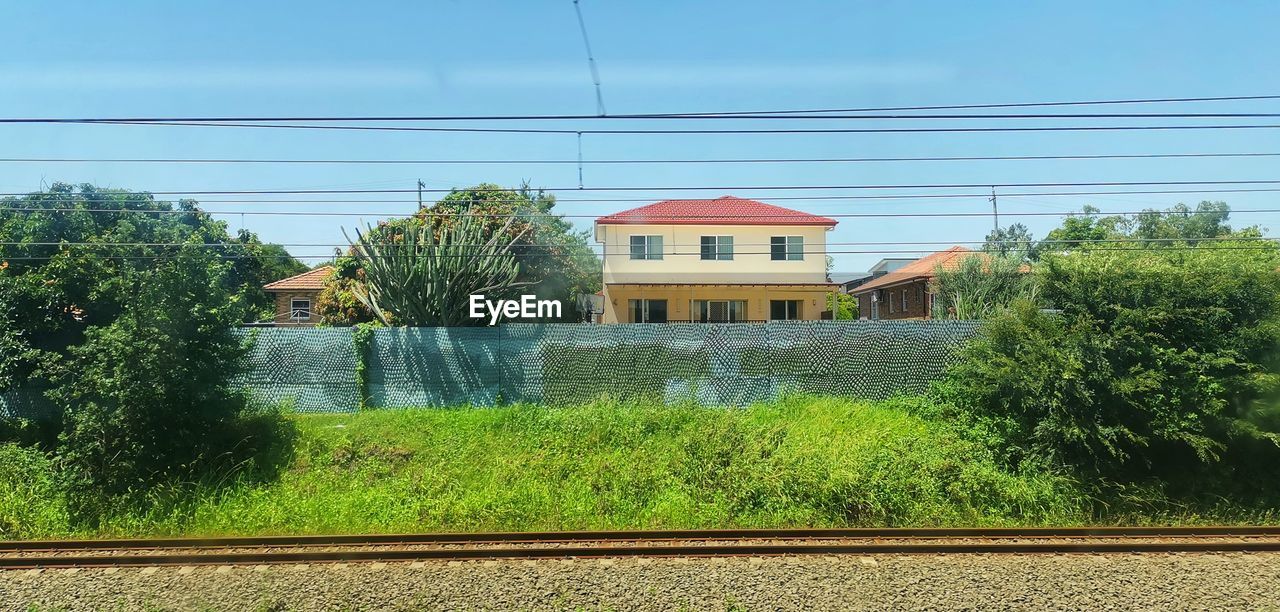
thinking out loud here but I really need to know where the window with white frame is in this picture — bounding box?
[629,235,663,260]
[290,297,311,321]
[902,288,909,312]
[770,236,804,260]
[700,235,734,260]
[889,290,896,313]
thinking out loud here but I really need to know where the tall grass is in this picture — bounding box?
[2,396,1088,538]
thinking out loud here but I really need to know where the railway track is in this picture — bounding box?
[4,527,1280,569]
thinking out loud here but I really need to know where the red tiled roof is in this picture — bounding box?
[850,247,982,294]
[595,196,838,227]
[263,266,334,291]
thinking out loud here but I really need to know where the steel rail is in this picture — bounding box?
[4,526,1280,553]
[5,540,1280,569]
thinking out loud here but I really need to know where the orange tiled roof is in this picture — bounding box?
[263,266,334,291]
[596,196,838,227]
[850,246,982,294]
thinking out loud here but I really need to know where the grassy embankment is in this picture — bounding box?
[2,396,1087,538]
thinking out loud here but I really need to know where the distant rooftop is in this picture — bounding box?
[851,247,980,294]
[263,266,333,291]
[596,196,838,227]
[868,257,916,274]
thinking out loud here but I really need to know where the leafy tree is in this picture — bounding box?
[314,256,374,326]
[938,240,1280,486]
[0,184,305,403]
[983,223,1036,258]
[827,292,857,320]
[319,183,600,325]
[49,246,255,522]
[347,213,527,326]
[0,184,302,523]
[228,229,310,320]
[1040,201,1251,253]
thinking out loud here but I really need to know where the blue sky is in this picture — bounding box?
[2,1,1279,271]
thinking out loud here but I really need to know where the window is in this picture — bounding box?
[289,298,311,321]
[692,299,747,322]
[770,236,804,260]
[629,235,663,260]
[628,299,668,323]
[700,235,734,260]
[902,288,909,312]
[770,300,802,320]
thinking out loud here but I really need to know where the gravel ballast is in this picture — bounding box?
[3,553,1279,611]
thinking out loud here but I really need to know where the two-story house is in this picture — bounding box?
[594,196,838,323]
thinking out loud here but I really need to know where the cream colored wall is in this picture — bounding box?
[595,224,830,284]
[600,285,833,323]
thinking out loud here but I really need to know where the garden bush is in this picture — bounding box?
[937,242,1280,494]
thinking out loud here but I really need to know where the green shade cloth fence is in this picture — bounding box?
[3,321,981,417]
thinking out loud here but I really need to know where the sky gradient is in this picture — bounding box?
[2,1,1278,271]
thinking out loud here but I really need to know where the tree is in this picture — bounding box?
[938,240,1280,486]
[346,213,528,326]
[314,257,373,326]
[1040,201,1251,253]
[50,246,254,522]
[433,184,599,311]
[318,183,601,325]
[827,292,857,320]
[983,223,1036,258]
[0,184,303,439]
[228,229,310,321]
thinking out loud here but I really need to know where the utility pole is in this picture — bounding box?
[989,186,999,232]
[417,180,425,210]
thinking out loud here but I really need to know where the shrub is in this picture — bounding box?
[0,443,67,538]
[48,247,271,523]
[938,243,1280,488]
[931,249,1037,319]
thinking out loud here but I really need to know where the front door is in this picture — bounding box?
[708,300,729,322]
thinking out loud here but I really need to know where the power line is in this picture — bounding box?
[3,93,1280,123]
[45,120,1280,135]
[11,187,1280,206]
[14,112,1280,122]
[4,207,1277,220]
[10,237,1276,248]
[4,244,1277,262]
[6,179,1280,197]
[657,94,1280,116]
[4,151,1280,165]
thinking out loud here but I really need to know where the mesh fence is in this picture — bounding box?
[0,386,53,420]
[2,321,982,418]
[369,321,981,407]
[232,327,361,412]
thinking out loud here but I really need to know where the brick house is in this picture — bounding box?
[851,247,980,320]
[262,266,333,325]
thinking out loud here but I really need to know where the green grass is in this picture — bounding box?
[1,396,1093,538]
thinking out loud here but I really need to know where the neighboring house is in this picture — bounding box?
[594,196,839,323]
[832,258,916,293]
[262,266,334,325]
[829,272,873,293]
[851,247,977,320]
